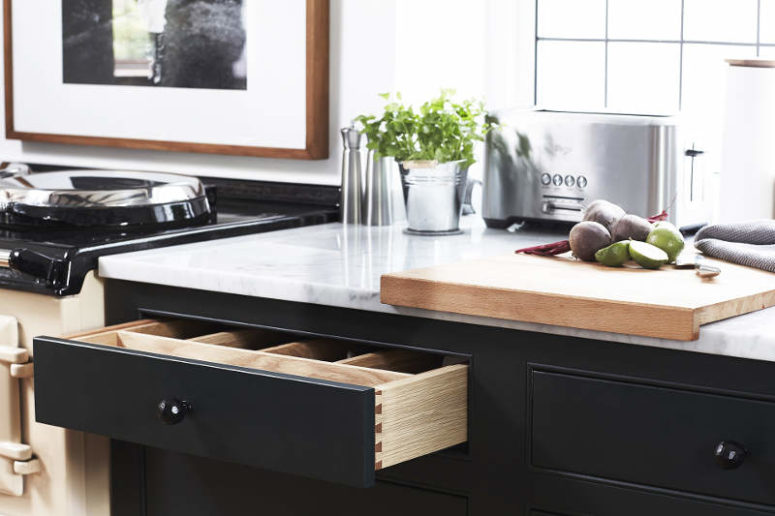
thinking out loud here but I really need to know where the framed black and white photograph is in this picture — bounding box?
[4,0,329,158]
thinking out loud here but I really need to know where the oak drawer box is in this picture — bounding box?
[33,320,468,487]
[531,370,775,506]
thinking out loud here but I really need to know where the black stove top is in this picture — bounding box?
[0,196,337,296]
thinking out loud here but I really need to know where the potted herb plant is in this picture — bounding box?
[356,90,491,234]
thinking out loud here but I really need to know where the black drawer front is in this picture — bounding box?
[530,469,775,516]
[132,446,468,516]
[34,337,375,487]
[531,370,775,506]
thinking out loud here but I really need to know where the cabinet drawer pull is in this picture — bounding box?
[714,440,747,469]
[158,399,191,425]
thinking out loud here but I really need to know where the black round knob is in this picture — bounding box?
[714,440,747,469]
[157,399,190,425]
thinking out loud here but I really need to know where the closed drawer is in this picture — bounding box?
[141,446,469,516]
[531,370,775,506]
[33,320,468,487]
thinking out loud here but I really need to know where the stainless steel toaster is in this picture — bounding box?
[482,109,711,230]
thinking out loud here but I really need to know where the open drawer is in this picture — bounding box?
[32,319,468,487]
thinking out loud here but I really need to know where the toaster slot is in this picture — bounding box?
[541,197,584,214]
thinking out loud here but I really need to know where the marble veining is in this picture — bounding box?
[99,216,775,363]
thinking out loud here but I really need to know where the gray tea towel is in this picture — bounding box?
[694,220,775,273]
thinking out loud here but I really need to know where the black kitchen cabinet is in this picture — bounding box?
[113,445,468,516]
[96,280,775,515]
[531,370,775,506]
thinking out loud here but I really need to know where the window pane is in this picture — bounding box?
[607,43,680,114]
[683,0,758,43]
[761,0,775,44]
[537,0,606,39]
[608,0,682,40]
[536,41,605,110]
[760,47,775,58]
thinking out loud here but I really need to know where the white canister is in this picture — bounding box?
[720,59,775,222]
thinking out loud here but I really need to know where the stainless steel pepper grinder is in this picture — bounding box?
[363,153,406,226]
[340,127,363,224]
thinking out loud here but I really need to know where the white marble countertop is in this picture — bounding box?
[99,216,775,363]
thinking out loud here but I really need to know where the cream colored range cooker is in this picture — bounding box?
[0,169,215,514]
[0,274,110,516]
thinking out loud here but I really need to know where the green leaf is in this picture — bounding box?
[353,90,491,165]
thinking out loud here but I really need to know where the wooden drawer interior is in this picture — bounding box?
[68,319,468,471]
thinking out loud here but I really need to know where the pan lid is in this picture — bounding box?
[0,170,211,229]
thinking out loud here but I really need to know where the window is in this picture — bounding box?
[534,0,770,115]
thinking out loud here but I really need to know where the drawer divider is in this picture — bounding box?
[189,330,289,349]
[337,349,443,374]
[115,331,409,387]
[259,339,353,361]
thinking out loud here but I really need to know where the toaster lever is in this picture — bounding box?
[542,200,583,213]
[685,147,705,202]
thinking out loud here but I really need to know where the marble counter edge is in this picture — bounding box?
[98,253,775,365]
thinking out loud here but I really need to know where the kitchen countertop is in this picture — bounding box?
[99,216,775,363]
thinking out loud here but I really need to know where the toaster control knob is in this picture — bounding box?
[540,173,552,186]
[552,174,563,187]
[577,175,588,188]
[564,175,575,187]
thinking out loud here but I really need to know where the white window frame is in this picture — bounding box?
[530,0,769,111]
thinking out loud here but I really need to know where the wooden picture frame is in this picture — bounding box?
[3,0,329,159]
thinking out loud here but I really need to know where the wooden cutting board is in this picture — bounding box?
[380,252,775,341]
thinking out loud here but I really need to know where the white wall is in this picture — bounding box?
[0,1,528,186]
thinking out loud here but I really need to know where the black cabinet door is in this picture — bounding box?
[531,369,775,506]
[115,445,468,516]
[34,337,376,487]
[530,470,775,516]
